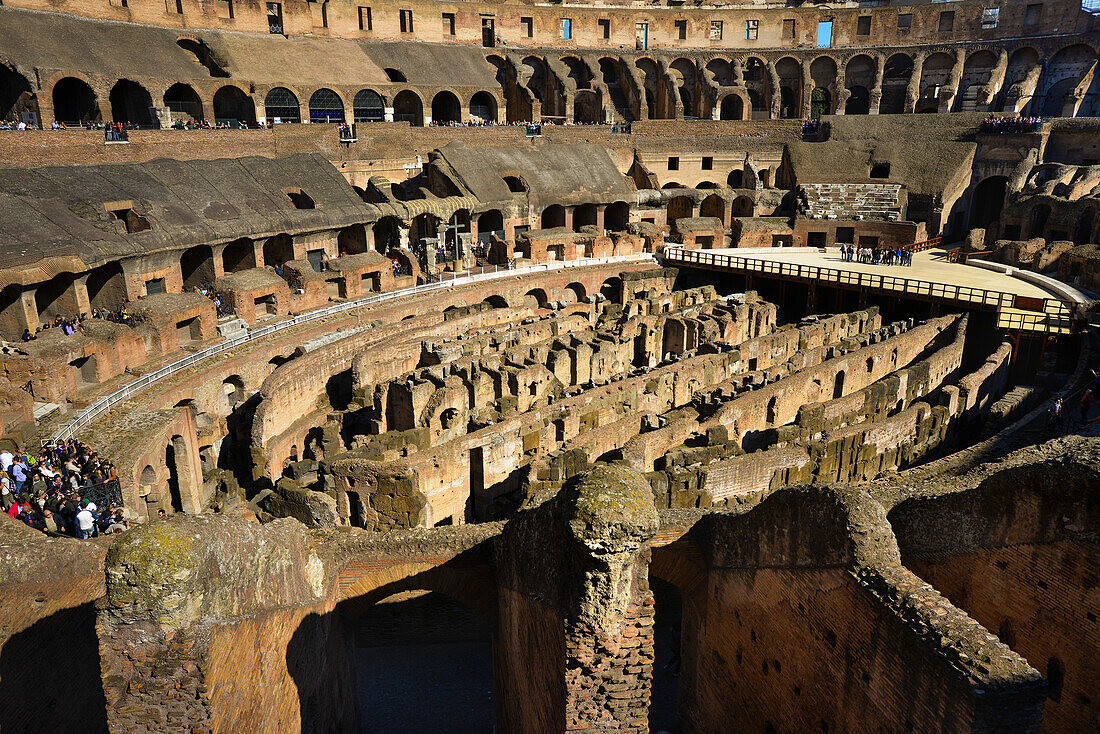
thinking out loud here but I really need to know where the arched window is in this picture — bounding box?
[353,89,384,123]
[264,87,300,123]
[309,88,344,123]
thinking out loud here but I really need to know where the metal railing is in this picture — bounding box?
[50,254,651,443]
[663,248,1076,335]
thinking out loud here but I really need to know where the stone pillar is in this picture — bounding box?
[211,244,227,280]
[494,465,659,732]
[252,240,266,269]
[942,48,965,113]
[904,52,926,113]
[564,207,574,233]
[801,61,813,118]
[767,60,782,120]
[595,205,606,234]
[869,55,886,114]
[17,290,38,331]
[73,274,92,316]
[119,260,146,302]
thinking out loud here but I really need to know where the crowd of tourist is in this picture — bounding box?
[801,119,821,137]
[839,243,913,266]
[979,116,1044,134]
[189,283,227,317]
[19,307,134,342]
[1,439,129,538]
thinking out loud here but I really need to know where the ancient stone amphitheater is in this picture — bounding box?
[0,0,1097,731]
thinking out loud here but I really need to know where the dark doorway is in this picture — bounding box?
[970,176,1008,232]
[353,592,493,732]
[52,77,100,124]
[180,245,215,290]
[165,441,185,513]
[109,80,154,126]
[649,576,682,733]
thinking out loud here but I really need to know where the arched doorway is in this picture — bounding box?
[727,170,744,188]
[431,91,461,124]
[880,54,913,114]
[700,194,725,220]
[213,86,256,126]
[353,89,384,123]
[541,205,566,229]
[574,203,597,231]
[393,90,423,126]
[52,77,99,124]
[1074,208,1094,246]
[969,177,1008,231]
[1028,204,1051,238]
[164,83,203,122]
[222,238,256,273]
[308,88,344,123]
[573,90,601,123]
[667,196,693,225]
[264,87,301,123]
[373,217,403,252]
[0,65,33,123]
[605,201,630,231]
[719,94,743,120]
[477,210,504,243]
[263,234,295,269]
[109,80,154,126]
[180,246,215,290]
[469,91,497,123]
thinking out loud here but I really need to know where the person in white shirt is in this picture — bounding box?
[76,502,96,539]
[0,450,12,473]
[0,473,11,510]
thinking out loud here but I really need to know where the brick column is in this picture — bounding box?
[869,55,886,114]
[904,51,926,113]
[495,465,659,732]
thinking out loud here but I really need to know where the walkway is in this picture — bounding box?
[663,247,1082,334]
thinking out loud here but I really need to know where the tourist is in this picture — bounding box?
[1080,389,1094,425]
[75,500,97,539]
[1047,397,1064,432]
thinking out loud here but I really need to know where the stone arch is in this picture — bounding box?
[0,64,33,123]
[1074,207,1094,246]
[636,57,670,119]
[667,195,694,225]
[181,245,215,290]
[969,176,1008,231]
[263,234,295,269]
[524,288,549,309]
[669,57,698,117]
[880,53,913,114]
[743,56,770,119]
[844,54,875,115]
[565,282,587,303]
[86,262,126,311]
[222,238,256,273]
[727,169,745,188]
[600,276,623,303]
[810,56,838,97]
[732,196,753,217]
[541,204,566,229]
[573,203,598,231]
[372,216,403,252]
[392,89,424,126]
[109,79,154,126]
[431,90,462,124]
[705,57,734,87]
[264,87,301,123]
[605,201,630,231]
[51,76,100,124]
[573,90,601,124]
[469,91,497,123]
[719,93,744,120]
[483,294,508,309]
[353,88,385,123]
[561,55,591,89]
[308,87,344,123]
[213,84,256,125]
[810,87,831,119]
[700,194,725,220]
[958,50,998,112]
[477,209,504,242]
[775,57,802,119]
[919,52,956,110]
[164,83,203,122]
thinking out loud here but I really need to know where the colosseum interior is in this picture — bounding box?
[0,0,1098,731]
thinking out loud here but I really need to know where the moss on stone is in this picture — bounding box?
[106,520,196,591]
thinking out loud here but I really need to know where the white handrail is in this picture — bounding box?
[50,254,651,442]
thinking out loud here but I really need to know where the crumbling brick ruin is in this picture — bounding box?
[0,0,1097,730]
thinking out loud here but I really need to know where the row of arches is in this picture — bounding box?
[11,71,501,127]
[482,43,1097,124]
